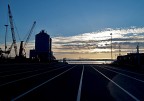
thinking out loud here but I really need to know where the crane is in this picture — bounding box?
[8,4,36,59]
[8,4,18,57]
[19,21,36,58]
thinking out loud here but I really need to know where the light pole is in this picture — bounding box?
[4,25,8,52]
[119,44,121,56]
[110,33,112,60]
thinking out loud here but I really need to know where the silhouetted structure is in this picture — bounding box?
[30,30,56,62]
[117,53,141,65]
[114,53,144,71]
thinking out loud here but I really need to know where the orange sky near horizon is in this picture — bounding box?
[54,52,128,60]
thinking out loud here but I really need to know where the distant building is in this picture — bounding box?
[116,53,144,67]
[30,30,56,62]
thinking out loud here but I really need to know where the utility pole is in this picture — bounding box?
[136,43,140,66]
[119,44,121,56]
[110,33,112,59]
[136,43,139,54]
[4,25,8,52]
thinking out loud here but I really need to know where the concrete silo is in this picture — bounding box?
[30,30,56,62]
[35,30,50,52]
[30,30,52,62]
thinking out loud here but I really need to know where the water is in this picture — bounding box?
[67,60,113,64]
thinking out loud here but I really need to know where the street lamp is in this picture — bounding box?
[4,25,8,52]
[110,33,112,59]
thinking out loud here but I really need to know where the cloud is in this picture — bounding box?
[1,27,144,59]
[52,27,144,57]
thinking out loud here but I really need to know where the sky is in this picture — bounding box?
[1,0,144,59]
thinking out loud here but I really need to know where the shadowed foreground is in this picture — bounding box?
[0,63,143,101]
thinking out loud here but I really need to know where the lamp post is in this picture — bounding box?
[4,25,8,52]
[110,33,112,60]
[119,44,121,56]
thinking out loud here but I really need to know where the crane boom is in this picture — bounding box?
[24,21,36,47]
[8,4,18,56]
[19,21,36,58]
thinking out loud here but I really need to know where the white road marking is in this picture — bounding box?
[77,65,84,101]
[0,65,68,87]
[98,65,144,83]
[0,68,47,78]
[0,64,64,78]
[0,63,63,74]
[91,66,140,101]
[104,65,144,75]
[0,68,31,74]
[11,65,77,101]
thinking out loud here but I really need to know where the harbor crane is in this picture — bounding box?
[19,21,36,58]
[8,4,36,59]
[8,4,18,56]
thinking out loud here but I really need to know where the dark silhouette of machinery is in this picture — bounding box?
[0,5,36,61]
[8,4,18,57]
[18,21,36,59]
[1,4,56,63]
[8,4,36,60]
[0,6,15,58]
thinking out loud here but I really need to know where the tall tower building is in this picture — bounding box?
[30,30,55,62]
[35,30,50,52]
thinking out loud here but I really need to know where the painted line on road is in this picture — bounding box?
[0,68,48,78]
[104,65,144,75]
[0,65,69,87]
[0,68,32,74]
[11,65,77,101]
[0,64,65,78]
[0,63,64,74]
[76,65,84,101]
[98,65,144,83]
[91,66,140,101]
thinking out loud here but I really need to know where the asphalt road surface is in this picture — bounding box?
[0,63,144,101]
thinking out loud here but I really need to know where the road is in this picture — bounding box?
[0,63,144,101]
